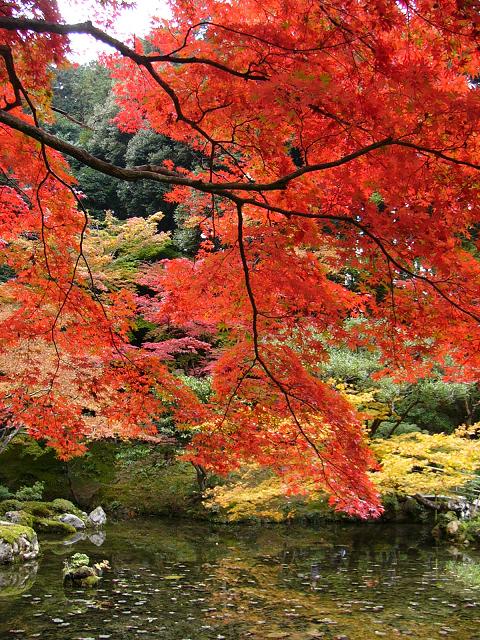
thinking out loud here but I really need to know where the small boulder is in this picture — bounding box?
[4,511,33,528]
[446,519,460,536]
[0,540,13,564]
[63,553,109,588]
[0,522,39,563]
[58,513,86,530]
[88,506,106,528]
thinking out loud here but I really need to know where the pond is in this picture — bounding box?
[0,519,479,639]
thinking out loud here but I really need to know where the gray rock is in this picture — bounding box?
[4,511,23,524]
[88,506,107,528]
[0,541,14,564]
[16,533,39,561]
[58,514,86,530]
[0,523,39,563]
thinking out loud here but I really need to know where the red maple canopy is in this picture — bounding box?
[0,0,479,516]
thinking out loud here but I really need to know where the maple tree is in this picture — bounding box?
[1,0,480,517]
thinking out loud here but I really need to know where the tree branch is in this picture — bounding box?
[0,17,268,81]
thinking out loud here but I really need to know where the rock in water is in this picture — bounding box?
[0,522,40,563]
[0,540,13,564]
[58,514,86,530]
[88,507,107,528]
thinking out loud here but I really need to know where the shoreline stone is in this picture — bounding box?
[0,521,39,564]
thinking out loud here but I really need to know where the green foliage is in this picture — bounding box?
[321,346,381,384]
[116,127,200,228]
[0,264,15,283]
[373,378,475,437]
[180,375,213,404]
[0,484,12,500]
[53,62,112,124]
[320,341,480,437]
[15,481,45,502]
[172,204,201,255]
[67,553,90,570]
[51,66,202,226]
[85,211,174,291]
[0,436,67,501]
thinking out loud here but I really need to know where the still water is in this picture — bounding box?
[0,520,479,639]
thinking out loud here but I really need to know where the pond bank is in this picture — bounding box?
[0,439,436,525]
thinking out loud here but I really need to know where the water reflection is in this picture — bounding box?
[0,560,38,597]
[0,520,479,639]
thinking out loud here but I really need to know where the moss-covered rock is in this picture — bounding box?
[0,499,22,515]
[32,517,76,535]
[3,510,34,528]
[63,553,110,588]
[50,498,78,514]
[0,522,39,563]
[20,501,55,518]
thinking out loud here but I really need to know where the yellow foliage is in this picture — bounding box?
[370,431,480,495]
[204,467,322,522]
[83,211,171,291]
[332,380,391,423]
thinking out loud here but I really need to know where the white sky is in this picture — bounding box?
[56,0,170,61]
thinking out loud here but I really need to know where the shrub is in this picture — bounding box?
[0,484,12,501]
[15,481,45,501]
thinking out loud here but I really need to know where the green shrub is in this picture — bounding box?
[15,481,45,501]
[68,553,90,570]
[0,484,12,501]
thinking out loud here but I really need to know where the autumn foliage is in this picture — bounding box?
[1,0,480,517]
